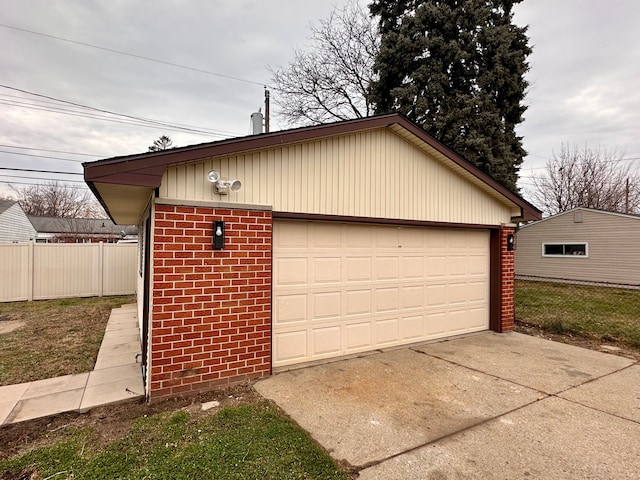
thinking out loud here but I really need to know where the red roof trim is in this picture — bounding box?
[83,113,541,220]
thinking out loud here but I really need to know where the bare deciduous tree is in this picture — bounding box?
[11,181,106,218]
[531,144,640,215]
[269,0,379,126]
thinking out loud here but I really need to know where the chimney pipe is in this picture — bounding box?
[250,109,264,135]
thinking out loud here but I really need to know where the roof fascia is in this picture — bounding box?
[83,113,541,221]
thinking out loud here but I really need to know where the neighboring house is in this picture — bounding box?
[83,113,542,401]
[28,216,137,243]
[0,199,37,243]
[515,207,640,286]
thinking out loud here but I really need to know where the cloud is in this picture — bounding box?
[2,0,639,203]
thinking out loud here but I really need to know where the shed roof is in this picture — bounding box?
[84,113,542,224]
[519,207,640,230]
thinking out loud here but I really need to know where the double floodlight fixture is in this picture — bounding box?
[207,170,241,195]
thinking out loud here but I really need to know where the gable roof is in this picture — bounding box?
[519,207,640,229]
[84,113,541,224]
[28,216,138,235]
[0,199,17,214]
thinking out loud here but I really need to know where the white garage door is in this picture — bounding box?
[272,220,489,367]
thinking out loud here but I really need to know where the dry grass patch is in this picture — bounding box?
[0,296,134,385]
[515,280,640,353]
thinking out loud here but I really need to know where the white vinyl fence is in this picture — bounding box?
[0,242,137,302]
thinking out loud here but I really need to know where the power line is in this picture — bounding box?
[0,85,243,137]
[0,167,82,176]
[0,172,85,183]
[0,144,102,157]
[0,178,89,188]
[0,23,268,88]
[0,93,240,135]
[1,99,225,138]
[0,150,90,163]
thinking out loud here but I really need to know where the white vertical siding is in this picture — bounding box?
[160,129,513,225]
[516,209,640,285]
[0,204,37,243]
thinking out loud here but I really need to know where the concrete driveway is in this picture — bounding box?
[255,332,640,479]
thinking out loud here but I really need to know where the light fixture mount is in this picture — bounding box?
[207,170,242,195]
[207,170,220,183]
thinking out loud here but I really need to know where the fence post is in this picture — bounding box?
[27,240,34,301]
[99,241,104,297]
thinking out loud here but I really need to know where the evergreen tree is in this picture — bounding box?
[369,0,531,191]
[148,135,174,152]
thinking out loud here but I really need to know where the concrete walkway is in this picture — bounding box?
[256,332,640,479]
[0,304,144,425]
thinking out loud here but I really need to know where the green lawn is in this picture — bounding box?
[0,401,349,480]
[0,295,134,385]
[515,280,640,349]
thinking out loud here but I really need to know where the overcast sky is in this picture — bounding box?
[1,0,639,206]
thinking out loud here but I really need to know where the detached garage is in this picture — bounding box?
[84,113,541,400]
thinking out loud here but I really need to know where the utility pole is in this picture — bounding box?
[264,87,270,133]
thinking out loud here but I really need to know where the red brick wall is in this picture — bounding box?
[500,225,516,332]
[149,204,272,401]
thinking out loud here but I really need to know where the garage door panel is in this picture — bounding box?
[374,227,399,248]
[273,221,489,367]
[400,228,425,248]
[468,255,488,275]
[311,292,341,319]
[448,232,469,249]
[274,294,308,324]
[467,281,488,302]
[426,284,447,306]
[400,315,424,341]
[345,256,372,282]
[466,230,488,248]
[447,309,470,333]
[448,282,471,304]
[274,331,308,363]
[401,256,424,279]
[425,229,447,249]
[376,256,399,280]
[311,257,341,284]
[448,255,470,276]
[425,312,447,336]
[344,224,373,249]
[275,257,308,286]
[312,326,342,356]
[345,322,372,350]
[426,256,447,277]
[275,222,308,249]
[345,289,372,316]
[468,307,489,329]
[375,319,399,345]
[308,223,340,249]
[401,285,424,309]
[375,287,399,312]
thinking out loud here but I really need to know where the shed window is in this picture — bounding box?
[543,243,588,257]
